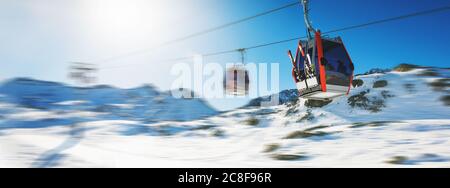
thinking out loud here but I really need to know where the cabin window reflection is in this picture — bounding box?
[322,39,352,86]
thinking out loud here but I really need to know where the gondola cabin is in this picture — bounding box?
[288,0,355,100]
[223,65,250,96]
[289,32,354,100]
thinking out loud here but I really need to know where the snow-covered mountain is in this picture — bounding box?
[0,78,218,121]
[0,65,449,167]
[246,89,299,107]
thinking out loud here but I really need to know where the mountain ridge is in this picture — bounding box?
[0,77,218,121]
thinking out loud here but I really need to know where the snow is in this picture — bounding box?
[0,68,449,167]
[54,100,89,106]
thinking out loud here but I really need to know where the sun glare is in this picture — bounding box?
[81,0,176,48]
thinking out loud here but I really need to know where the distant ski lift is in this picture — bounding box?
[68,62,98,85]
[223,49,250,96]
[287,0,354,100]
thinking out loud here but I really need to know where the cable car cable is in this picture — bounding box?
[322,5,450,34]
[100,4,450,70]
[91,1,301,65]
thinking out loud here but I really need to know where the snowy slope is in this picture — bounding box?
[0,67,449,167]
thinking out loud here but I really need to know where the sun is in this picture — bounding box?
[80,0,176,48]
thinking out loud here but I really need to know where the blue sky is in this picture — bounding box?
[1,0,450,111]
